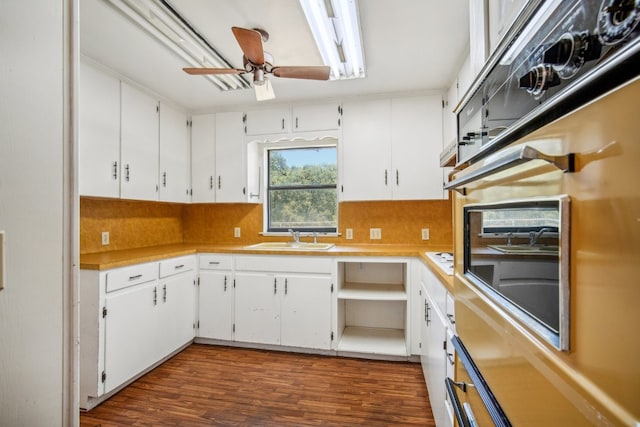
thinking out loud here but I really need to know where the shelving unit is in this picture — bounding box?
[336,260,409,357]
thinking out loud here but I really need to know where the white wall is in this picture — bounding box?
[0,1,75,425]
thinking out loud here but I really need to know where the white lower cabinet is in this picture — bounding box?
[80,256,196,410]
[419,262,455,427]
[233,255,333,350]
[197,254,234,340]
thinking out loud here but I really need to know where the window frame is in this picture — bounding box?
[264,142,338,234]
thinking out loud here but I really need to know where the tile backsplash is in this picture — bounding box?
[80,197,452,254]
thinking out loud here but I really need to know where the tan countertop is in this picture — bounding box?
[80,243,454,291]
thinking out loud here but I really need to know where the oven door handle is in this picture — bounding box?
[446,377,471,427]
[444,145,575,193]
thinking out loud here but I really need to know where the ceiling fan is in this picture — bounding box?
[183,26,331,100]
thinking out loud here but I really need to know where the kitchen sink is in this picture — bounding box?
[488,244,559,255]
[244,242,335,251]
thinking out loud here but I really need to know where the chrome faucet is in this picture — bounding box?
[529,228,551,246]
[288,229,300,243]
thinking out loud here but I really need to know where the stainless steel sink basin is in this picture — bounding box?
[488,244,559,255]
[244,242,335,251]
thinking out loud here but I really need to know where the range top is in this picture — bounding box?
[426,252,453,276]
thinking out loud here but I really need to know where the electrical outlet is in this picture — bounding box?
[101,231,110,246]
[370,228,382,240]
[234,227,241,238]
[346,228,353,240]
[421,228,430,240]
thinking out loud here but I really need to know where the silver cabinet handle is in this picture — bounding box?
[128,274,142,281]
[447,352,455,365]
[295,117,298,129]
[218,176,221,189]
[445,145,575,193]
[396,169,399,185]
[113,161,118,180]
[447,313,456,324]
[162,172,167,187]
[384,169,388,185]
[224,275,227,292]
[281,118,285,129]
[209,176,213,189]
[153,287,157,305]
[125,164,130,182]
[209,261,220,265]
[162,284,167,302]
[274,278,277,294]
[285,278,288,295]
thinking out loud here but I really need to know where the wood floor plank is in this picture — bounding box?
[80,344,435,426]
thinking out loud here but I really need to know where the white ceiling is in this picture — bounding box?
[80,0,470,112]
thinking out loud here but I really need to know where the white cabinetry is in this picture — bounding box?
[80,256,196,410]
[197,254,234,340]
[190,114,216,203]
[215,112,247,202]
[291,104,341,133]
[234,255,333,350]
[120,82,160,201]
[488,0,527,55]
[336,259,409,356]
[341,96,444,201]
[79,61,121,198]
[159,102,190,202]
[419,262,456,427]
[245,108,290,136]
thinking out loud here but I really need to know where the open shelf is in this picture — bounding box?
[338,282,407,300]
[338,326,407,356]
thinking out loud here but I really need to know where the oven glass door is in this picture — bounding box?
[463,196,570,350]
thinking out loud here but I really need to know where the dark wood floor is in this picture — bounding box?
[80,344,434,426]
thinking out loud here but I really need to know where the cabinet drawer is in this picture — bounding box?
[235,255,332,273]
[159,255,195,278]
[106,262,158,293]
[199,254,233,270]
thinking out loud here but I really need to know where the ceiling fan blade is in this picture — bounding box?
[272,66,331,80]
[183,67,245,75]
[232,27,265,65]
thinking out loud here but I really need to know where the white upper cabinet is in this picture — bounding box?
[120,82,159,201]
[190,114,216,203]
[488,0,527,55]
[159,102,190,203]
[244,108,290,136]
[341,99,392,201]
[341,96,445,201]
[215,112,247,202]
[79,62,121,198]
[291,104,341,133]
[391,96,444,200]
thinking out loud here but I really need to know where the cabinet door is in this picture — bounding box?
[103,281,157,393]
[190,114,216,202]
[341,99,392,201]
[159,102,190,203]
[215,112,246,202]
[157,272,196,358]
[234,272,281,345]
[280,275,332,350]
[391,96,445,200]
[198,270,234,340]
[79,62,120,198]
[423,291,448,427]
[292,104,340,132]
[121,82,159,201]
[245,108,290,135]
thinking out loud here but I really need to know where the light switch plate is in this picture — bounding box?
[421,228,430,240]
[0,230,5,290]
[101,231,110,246]
[346,228,353,240]
[234,227,241,238]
